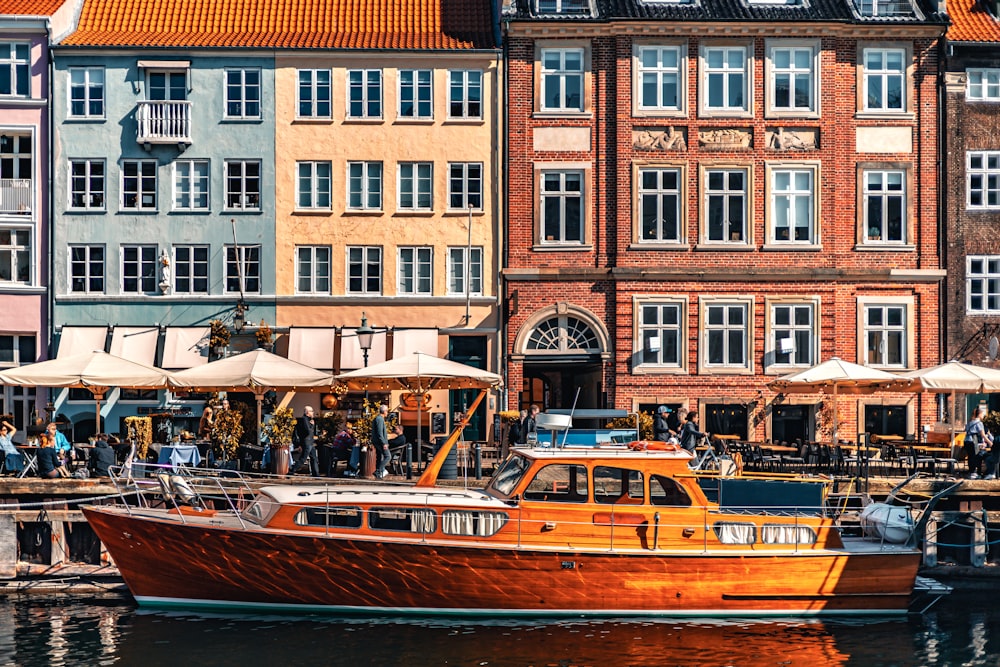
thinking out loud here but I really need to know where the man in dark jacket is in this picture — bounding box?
[372,404,390,479]
[88,436,116,477]
[652,405,673,442]
[289,406,318,475]
[519,405,539,444]
[679,412,708,453]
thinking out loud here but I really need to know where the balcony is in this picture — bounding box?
[0,179,31,216]
[136,100,192,148]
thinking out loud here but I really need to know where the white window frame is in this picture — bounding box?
[69,159,105,210]
[859,299,911,369]
[540,47,585,113]
[296,161,332,210]
[700,44,751,117]
[225,245,261,294]
[765,298,819,372]
[172,244,209,295]
[0,42,29,98]
[447,246,483,296]
[120,160,157,211]
[69,244,105,294]
[765,40,818,117]
[700,297,753,374]
[967,256,1000,314]
[539,169,585,245]
[120,244,158,294]
[634,297,686,372]
[447,162,483,211]
[145,70,187,101]
[637,165,684,244]
[862,168,907,244]
[862,47,906,113]
[397,246,433,296]
[173,159,210,211]
[347,161,383,211]
[967,69,1000,102]
[634,44,685,115]
[347,69,383,120]
[448,69,483,119]
[224,159,261,211]
[398,69,433,120]
[295,245,331,295]
[68,67,104,118]
[702,166,750,245]
[0,226,31,285]
[967,151,1000,210]
[536,0,591,12]
[224,68,261,120]
[398,162,433,211]
[346,246,382,295]
[767,163,818,246]
[297,69,331,119]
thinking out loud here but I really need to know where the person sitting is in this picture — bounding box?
[47,422,73,466]
[329,423,357,476]
[388,424,406,448]
[88,436,116,478]
[0,420,23,475]
[36,433,69,479]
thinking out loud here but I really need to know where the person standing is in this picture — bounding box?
[289,406,318,476]
[965,406,994,479]
[519,405,539,444]
[679,412,708,454]
[653,406,673,442]
[0,420,23,475]
[372,404,390,479]
[666,407,684,436]
[198,405,214,439]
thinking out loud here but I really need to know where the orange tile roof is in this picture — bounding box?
[60,0,496,50]
[0,0,67,15]
[947,0,1000,43]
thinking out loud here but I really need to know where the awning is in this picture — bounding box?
[109,326,159,367]
[392,329,439,357]
[56,326,108,359]
[161,327,209,369]
[340,327,387,370]
[287,327,337,370]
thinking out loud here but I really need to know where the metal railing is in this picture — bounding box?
[0,179,31,215]
[136,101,192,144]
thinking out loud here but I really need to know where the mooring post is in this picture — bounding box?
[971,510,987,568]
[0,515,15,578]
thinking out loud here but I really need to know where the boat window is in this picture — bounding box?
[241,496,276,525]
[649,475,692,507]
[490,455,532,496]
[441,510,509,536]
[369,507,437,533]
[761,523,817,545]
[594,466,644,504]
[523,464,589,503]
[713,521,757,545]
[293,506,363,529]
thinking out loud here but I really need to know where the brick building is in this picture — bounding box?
[501,0,946,442]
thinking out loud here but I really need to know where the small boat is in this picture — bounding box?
[83,440,943,617]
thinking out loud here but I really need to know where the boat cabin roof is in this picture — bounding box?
[257,483,504,508]
[511,445,694,464]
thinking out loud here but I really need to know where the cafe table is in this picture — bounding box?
[157,444,202,468]
[16,445,39,478]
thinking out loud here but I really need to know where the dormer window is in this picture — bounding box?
[856,0,915,17]
[537,0,591,14]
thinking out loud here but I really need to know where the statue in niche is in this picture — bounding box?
[159,250,171,295]
[633,126,686,151]
[767,127,817,151]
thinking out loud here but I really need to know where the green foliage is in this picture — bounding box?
[210,409,244,459]
[262,407,296,448]
[498,410,521,424]
[607,411,651,440]
[315,410,343,446]
[351,399,398,448]
[124,416,153,460]
[209,319,230,348]
[983,410,1000,437]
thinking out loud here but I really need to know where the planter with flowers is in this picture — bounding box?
[209,319,231,357]
[255,320,273,350]
[262,406,296,476]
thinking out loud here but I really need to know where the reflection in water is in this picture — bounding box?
[1,590,999,667]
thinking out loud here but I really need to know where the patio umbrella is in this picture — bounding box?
[336,352,503,483]
[0,350,173,433]
[768,357,909,444]
[898,361,1000,447]
[168,348,337,447]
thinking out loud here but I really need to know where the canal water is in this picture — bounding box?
[1,588,998,666]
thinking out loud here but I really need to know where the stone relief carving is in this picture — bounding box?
[698,128,752,149]
[765,127,819,151]
[632,127,687,151]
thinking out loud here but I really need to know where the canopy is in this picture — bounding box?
[167,348,336,393]
[335,352,503,392]
[898,361,1000,448]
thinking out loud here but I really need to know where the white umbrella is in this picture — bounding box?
[898,361,1000,447]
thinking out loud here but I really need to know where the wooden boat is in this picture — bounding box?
[83,440,941,617]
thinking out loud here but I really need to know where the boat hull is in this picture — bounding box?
[83,506,920,617]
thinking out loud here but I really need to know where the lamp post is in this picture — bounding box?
[357,312,374,371]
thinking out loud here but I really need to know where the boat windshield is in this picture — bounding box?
[488,454,531,496]
[241,494,277,526]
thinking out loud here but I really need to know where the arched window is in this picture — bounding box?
[526,315,600,353]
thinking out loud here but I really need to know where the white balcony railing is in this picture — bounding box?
[0,179,31,215]
[136,100,192,145]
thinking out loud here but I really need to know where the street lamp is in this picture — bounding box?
[233,300,247,333]
[357,312,374,368]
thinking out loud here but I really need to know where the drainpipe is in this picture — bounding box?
[499,21,510,411]
[46,38,55,363]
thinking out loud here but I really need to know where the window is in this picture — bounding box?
[968,69,1000,102]
[147,71,186,100]
[225,160,260,211]
[448,163,483,210]
[703,301,750,370]
[448,70,482,119]
[121,245,157,294]
[863,170,905,243]
[121,160,157,210]
[172,245,209,294]
[967,256,1000,314]
[347,161,382,210]
[399,69,432,119]
[638,301,683,367]
[856,0,915,17]
[863,304,906,367]
[441,510,508,537]
[225,245,261,294]
[398,162,432,211]
[69,160,105,210]
[768,302,815,368]
[296,161,331,210]
[593,466,644,504]
[398,247,432,295]
[0,43,29,97]
[225,68,261,119]
[863,48,905,112]
[297,69,331,118]
[0,334,35,367]
[0,228,30,284]
[173,160,209,211]
[348,69,382,119]
[69,245,104,293]
[541,48,584,112]
[967,152,1000,210]
[523,464,589,502]
[702,45,749,114]
[448,246,483,296]
[347,246,382,294]
[296,246,331,294]
[767,43,816,115]
[540,170,584,244]
[536,0,591,12]
[636,45,682,112]
[638,167,682,243]
[368,507,436,533]
[704,168,748,244]
[769,167,815,244]
[69,67,104,118]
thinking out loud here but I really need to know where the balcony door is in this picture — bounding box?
[147,71,186,101]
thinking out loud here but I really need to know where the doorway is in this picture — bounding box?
[520,361,603,412]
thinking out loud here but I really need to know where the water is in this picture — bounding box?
[1,588,998,666]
